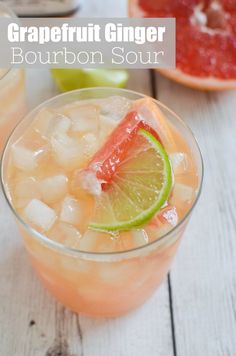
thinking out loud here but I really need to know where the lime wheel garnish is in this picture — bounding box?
[89,128,172,231]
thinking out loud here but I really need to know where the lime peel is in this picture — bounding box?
[51,68,129,92]
[89,128,173,232]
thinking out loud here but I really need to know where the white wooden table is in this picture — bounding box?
[1,1,236,355]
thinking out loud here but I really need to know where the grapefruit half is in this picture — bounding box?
[129,0,236,90]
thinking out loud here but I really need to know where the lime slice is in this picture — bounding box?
[51,69,129,92]
[89,128,172,231]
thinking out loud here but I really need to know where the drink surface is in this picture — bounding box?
[5,95,198,253]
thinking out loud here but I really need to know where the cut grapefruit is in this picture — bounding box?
[129,0,236,90]
[86,98,175,187]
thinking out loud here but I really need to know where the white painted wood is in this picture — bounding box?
[156,72,236,355]
[78,0,127,17]
[26,69,58,111]
[79,287,173,356]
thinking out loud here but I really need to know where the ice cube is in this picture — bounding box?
[14,177,41,208]
[99,114,117,131]
[81,133,99,158]
[170,183,194,205]
[24,199,57,231]
[34,109,71,139]
[74,169,102,196]
[99,96,132,120]
[99,114,117,144]
[48,115,71,136]
[32,108,54,135]
[51,133,84,170]
[12,145,38,171]
[160,206,178,227]
[48,222,81,248]
[60,222,81,248]
[170,152,189,174]
[17,128,50,153]
[132,229,149,247]
[40,175,68,204]
[47,221,81,247]
[67,104,99,133]
[119,230,149,250]
[78,229,98,251]
[60,196,82,226]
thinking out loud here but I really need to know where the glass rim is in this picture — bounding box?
[0,87,204,260]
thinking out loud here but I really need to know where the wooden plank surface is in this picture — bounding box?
[1,0,236,355]
[156,73,236,355]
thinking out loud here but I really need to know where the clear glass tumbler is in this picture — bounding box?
[1,88,203,317]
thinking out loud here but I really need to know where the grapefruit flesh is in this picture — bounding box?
[130,0,236,90]
[87,104,162,185]
[82,98,175,194]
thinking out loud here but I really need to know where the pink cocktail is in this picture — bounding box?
[1,88,203,317]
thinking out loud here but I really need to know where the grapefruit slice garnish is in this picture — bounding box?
[86,97,175,187]
[129,0,236,90]
[87,109,161,185]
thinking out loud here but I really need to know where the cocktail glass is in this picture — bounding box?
[1,88,203,317]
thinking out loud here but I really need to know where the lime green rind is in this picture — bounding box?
[89,129,173,232]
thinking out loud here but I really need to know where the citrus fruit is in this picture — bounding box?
[129,0,236,90]
[132,98,176,152]
[87,109,162,185]
[51,69,129,92]
[86,98,175,189]
[89,128,172,231]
